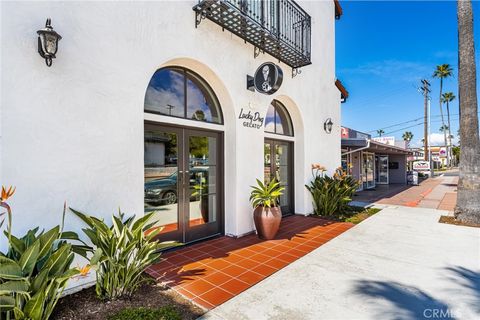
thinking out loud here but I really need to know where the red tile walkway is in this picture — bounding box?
[353,178,443,207]
[146,215,354,310]
[438,192,457,211]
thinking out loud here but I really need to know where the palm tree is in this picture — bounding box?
[376,129,385,137]
[433,64,453,166]
[402,131,414,147]
[455,0,480,223]
[442,92,456,167]
[439,124,449,133]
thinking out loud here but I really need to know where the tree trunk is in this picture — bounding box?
[439,79,448,167]
[455,0,480,223]
[446,101,453,168]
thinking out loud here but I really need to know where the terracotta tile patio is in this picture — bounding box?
[146,215,354,310]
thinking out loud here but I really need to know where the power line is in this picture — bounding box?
[378,117,464,136]
[367,112,465,133]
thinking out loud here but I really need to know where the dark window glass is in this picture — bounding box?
[264,100,293,136]
[144,129,179,232]
[144,68,185,118]
[186,72,222,123]
[144,67,222,124]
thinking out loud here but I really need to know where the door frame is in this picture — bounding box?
[264,138,295,216]
[362,151,376,190]
[144,121,225,244]
[375,154,389,185]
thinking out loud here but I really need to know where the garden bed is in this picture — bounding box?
[438,215,480,228]
[310,206,382,224]
[53,280,204,320]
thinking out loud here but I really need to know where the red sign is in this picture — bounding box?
[341,127,349,138]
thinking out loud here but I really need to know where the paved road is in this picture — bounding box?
[202,206,479,320]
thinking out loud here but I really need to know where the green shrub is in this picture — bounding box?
[70,209,178,300]
[305,165,360,217]
[249,178,284,208]
[0,187,90,320]
[107,306,181,320]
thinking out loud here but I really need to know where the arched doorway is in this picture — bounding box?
[144,67,224,243]
[264,100,294,215]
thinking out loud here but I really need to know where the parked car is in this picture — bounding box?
[144,167,208,205]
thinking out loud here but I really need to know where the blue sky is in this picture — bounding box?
[337,0,480,147]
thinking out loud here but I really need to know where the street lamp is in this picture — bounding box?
[324,118,333,134]
[37,18,62,67]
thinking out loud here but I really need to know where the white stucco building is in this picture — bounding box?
[1,0,345,260]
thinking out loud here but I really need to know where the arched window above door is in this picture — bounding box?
[144,67,223,124]
[265,100,294,136]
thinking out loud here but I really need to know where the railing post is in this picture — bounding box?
[277,0,281,39]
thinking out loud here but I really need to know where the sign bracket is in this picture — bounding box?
[292,67,302,78]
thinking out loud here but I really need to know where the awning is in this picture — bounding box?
[341,138,368,148]
[342,138,414,156]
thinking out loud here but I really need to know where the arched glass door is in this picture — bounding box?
[264,100,294,215]
[144,67,224,243]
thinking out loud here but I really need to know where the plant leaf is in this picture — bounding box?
[0,280,30,295]
[0,262,23,279]
[0,295,15,311]
[38,226,60,260]
[44,243,71,276]
[24,290,45,320]
[19,240,40,276]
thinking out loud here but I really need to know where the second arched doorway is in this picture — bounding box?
[264,100,294,215]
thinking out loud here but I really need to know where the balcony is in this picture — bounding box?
[193,0,312,71]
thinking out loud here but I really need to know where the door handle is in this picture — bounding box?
[178,171,190,186]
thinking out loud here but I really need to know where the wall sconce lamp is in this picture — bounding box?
[37,18,62,67]
[324,118,334,134]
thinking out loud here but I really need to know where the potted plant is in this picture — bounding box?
[249,178,284,240]
[192,176,209,223]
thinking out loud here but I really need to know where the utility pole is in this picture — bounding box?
[421,79,431,162]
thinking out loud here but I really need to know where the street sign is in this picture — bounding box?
[413,160,430,171]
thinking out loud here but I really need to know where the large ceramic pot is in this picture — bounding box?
[253,206,282,240]
[200,195,209,223]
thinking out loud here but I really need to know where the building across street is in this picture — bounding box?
[341,127,414,190]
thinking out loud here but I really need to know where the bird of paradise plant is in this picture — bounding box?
[0,186,90,320]
[1,185,16,244]
[306,165,360,217]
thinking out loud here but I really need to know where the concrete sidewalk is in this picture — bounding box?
[352,174,458,212]
[418,175,458,212]
[202,206,480,320]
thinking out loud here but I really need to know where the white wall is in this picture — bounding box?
[388,154,407,184]
[1,0,339,248]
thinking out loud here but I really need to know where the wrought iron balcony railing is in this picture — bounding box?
[193,0,312,71]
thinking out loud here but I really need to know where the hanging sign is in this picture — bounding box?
[253,62,283,95]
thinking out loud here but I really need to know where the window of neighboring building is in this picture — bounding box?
[144,67,223,124]
[264,100,293,136]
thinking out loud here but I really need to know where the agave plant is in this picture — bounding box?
[0,196,90,320]
[70,209,179,300]
[249,178,284,208]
